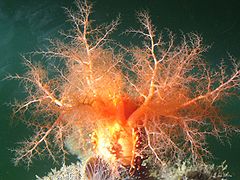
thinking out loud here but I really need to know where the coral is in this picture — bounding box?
[36,162,82,180]
[37,159,231,180]
[149,160,231,180]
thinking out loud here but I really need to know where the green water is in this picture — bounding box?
[0,0,239,179]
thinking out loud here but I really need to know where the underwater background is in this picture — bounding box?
[0,0,239,179]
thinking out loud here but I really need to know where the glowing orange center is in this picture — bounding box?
[91,95,139,165]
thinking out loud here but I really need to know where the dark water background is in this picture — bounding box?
[0,0,240,179]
